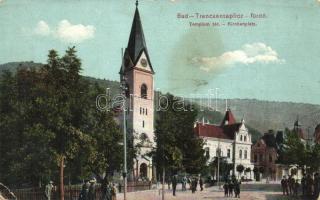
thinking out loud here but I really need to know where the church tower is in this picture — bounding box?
[120,1,155,181]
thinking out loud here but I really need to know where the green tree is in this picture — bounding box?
[154,94,207,177]
[0,48,123,195]
[236,164,244,178]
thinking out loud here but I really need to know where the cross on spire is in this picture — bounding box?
[136,0,139,7]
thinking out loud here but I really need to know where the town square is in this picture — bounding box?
[1,0,320,200]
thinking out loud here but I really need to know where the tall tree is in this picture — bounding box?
[154,94,207,177]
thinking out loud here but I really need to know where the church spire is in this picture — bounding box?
[120,0,154,75]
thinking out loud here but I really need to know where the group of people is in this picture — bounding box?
[44,178,117,200]
[78,178,117,200]
[189,176,204,193]
[167,175,204,196]
[281,173,320,198]
[223,177,241,198]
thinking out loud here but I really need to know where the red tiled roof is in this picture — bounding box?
[194,122,241,140]
[220,109,236,126]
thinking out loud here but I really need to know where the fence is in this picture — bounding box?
[11,181,151,200]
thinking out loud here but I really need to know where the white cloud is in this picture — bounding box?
[55,20,95,43]
[33,20,95,43]
[192,43,284,72]
[34,20,51,36]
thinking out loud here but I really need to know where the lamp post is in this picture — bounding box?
[120,79,128,200]
[217,147,221,187]
[217,139,221,188]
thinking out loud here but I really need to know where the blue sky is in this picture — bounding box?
[0,0,319,104]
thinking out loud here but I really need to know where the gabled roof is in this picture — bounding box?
[194,109,244,140]
[120,5,154,75]
[261,133,277,148]
[194,122,242,140]
[220,109,236,126]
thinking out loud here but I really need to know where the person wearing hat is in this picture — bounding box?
[101,180,112,200]
[88,178,96,200]
[45,181,53,200]
[78,179,90,200]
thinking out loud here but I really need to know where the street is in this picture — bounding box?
[117,184,305,200]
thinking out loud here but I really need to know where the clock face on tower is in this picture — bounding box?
[140,58,147,67]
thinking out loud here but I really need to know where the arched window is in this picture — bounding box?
[227,149,231,158]
[244,150,247,159]
[240,135,243,141]
[239,150,242,159]
[140,163,148,178]
[141,84,147,99]
[205,147,210,159]
[142,120,145,128]
[244,136,247,142]
[146,108,148,115]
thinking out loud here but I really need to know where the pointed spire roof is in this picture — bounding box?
[127,7,147,63]
[221,109,236,126]
[120,2,154,75]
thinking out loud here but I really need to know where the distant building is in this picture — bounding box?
[293,119,306,140]
[251,130,280,181]
[251,118,309,181]
[194,109,254,178]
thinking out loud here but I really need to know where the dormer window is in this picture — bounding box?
[141,84,147,99]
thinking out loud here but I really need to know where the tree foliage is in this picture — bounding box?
[0,47,122,187]
[278,128,320,173]
[154,94,207,175]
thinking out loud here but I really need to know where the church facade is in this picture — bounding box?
[194,109,254,178]
[118,2,155,181]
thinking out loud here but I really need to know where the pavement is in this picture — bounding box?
[116,183,310,200]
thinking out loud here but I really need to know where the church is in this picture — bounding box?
[194,109,254,178]
[118,1,155,181]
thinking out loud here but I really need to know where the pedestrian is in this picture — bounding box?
[223,182,229,197]
[314,173,320,198]
[288,175,295,195]
[172,175,177,196]
[195,177,198,191]
[45,181,53,200]
[228,180,234,197]
[101,180,111,200]
[111,183,117,200]
[294,179,299,196]
[167,176,171,190]
[301,174,306,196]
[191,177,196,193]
[306,174,314,196]
[281,176,288,195]
[181,176,187,191]
[188,177,192,190]
[88,178,96,200]
[234,179,241,198]
[79,180,90,200]
[199,176,204,191]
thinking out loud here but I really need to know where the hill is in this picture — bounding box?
[1,61,319,142]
